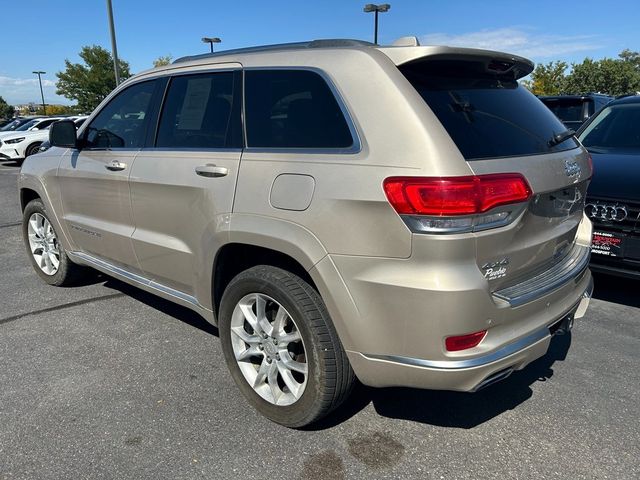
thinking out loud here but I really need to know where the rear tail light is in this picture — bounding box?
[383,174,531,233]
[445,330,487,352]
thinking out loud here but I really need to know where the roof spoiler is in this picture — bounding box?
[379,46,534,80]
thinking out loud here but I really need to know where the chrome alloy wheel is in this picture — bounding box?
[230,293,308,406]
[27,213,60,276]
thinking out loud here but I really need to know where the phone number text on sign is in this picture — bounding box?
[591,231,623,257]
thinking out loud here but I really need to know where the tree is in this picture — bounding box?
[564,57,640,96]
[56,45,131,112]
[0,96,14,119]
[153,55,172,68]
[619,49,640,70]
[521,61,568,95]
[34,104,77,116]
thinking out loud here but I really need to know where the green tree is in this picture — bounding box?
[564,57,640,96]
[153,55,172,68]
[0,96,15,119]
[56,45,131,112]
[619,49,640,70]
[34,104,77,116]
[521,61,568,95]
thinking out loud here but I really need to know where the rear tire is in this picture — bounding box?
[22,199,86,286]
[219,265,355,428]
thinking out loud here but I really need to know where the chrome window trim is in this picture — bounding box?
[242,66,362,155]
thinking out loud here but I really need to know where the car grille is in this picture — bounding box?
[585,196,640,233]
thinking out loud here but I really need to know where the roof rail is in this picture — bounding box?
[173,39,375,64]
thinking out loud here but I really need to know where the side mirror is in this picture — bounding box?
[49,120,78,149]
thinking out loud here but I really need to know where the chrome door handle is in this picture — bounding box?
[105,160,127,171]
[195,164,229,178]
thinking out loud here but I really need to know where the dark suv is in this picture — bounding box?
[540,94,613,130]
[578,95,640,278]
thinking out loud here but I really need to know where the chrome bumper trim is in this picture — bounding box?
[493,244,590,307]
[363,279,592,371]
[363,327,549,370]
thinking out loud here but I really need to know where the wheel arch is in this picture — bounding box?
[208,215,330,319]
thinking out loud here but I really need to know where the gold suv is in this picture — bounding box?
[20,39,593,427]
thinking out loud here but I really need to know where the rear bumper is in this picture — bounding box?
[348,276,592,391]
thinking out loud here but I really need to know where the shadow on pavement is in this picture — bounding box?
[102,278,219,337]
[592,272,640,308]
[98,275,572,429]
[311,333,572,430]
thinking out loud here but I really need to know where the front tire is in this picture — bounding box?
[219,265,354,428]
[25,142,42,158]
[22,199,85,286]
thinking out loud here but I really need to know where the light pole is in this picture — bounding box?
[202,37,221,53]
[363,3,390,45]
[32,71,46,115]
[106,0,121,85]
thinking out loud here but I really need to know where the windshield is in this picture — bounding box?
[0,119,21,131]
[401,60,578,160]
[579,103,640,154]
[15,119,38,131]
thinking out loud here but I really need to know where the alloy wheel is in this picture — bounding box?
[27,213,60,276]
[230,293,308,406]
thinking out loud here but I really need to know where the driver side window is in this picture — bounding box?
[84,80,156,149]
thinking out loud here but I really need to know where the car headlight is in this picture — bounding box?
[5,137,25,144]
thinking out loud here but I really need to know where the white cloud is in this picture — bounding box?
[420,27,602,60]
[0,75,69,106]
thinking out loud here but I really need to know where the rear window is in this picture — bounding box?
[541,98,585,122]
[244,70,354,149]
[401,60,578,160]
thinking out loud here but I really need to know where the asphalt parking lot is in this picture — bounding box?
[0,160,639,480]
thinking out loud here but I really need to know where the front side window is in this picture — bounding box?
[84,80,156,149]
[244,69,354,149]
[579,103,640,154]
[542,99,585,123]
[156,71,240,148]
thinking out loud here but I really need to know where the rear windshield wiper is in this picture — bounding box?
[548,129,575,147]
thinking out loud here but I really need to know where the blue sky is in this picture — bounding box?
[2,0,638,105]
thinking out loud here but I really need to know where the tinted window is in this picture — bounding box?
[401,60,578,160]
[16,120,38,131]
[34,119,57,130]
[156,72,240,148]
[579,103,640,153]
[245,70,353,149]
[84,80,156,149]
[542,99,585,122]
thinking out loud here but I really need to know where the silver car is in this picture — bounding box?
[19,38,593,427]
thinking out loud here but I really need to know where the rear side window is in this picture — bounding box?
[156,71,241,149]
[401,60,578,160]
[84,80,156,149]
[244,70,353,149]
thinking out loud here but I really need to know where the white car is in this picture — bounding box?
[0,117,65,164]
[0,117,63,139]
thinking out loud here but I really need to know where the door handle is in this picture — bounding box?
[105,160,127,171]
[195,164,229,178]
